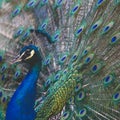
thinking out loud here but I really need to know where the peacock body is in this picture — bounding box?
[0,0,120,120]
[6,45,42,120]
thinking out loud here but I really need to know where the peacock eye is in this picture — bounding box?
[21,50,31,60]
[25,50,31,55]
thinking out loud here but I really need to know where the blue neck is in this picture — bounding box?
[6,62,41,120]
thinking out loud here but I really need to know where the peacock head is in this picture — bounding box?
[12,45,42,66]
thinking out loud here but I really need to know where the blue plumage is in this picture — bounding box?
[6,45,42,120]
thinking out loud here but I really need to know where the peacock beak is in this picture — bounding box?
[11,54,23,64]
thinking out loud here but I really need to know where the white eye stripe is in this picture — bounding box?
[20,52,26,58]
[25,50,35,60]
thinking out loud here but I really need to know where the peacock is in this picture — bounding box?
[6,45,42,120]
[0,0,120,120]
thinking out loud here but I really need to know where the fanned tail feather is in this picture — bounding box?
[0,0,120,120]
